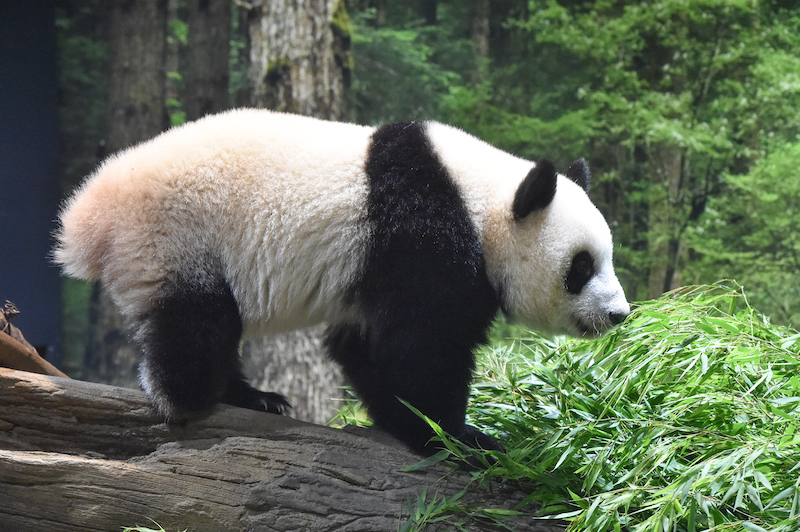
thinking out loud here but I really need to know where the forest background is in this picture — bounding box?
[55,0,799,381]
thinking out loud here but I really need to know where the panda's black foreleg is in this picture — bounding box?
[134,269,289,419]
[325,323,500,454]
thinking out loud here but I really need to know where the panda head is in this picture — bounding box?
[498,158,630,337]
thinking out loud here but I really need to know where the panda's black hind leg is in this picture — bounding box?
[134,269,289,419]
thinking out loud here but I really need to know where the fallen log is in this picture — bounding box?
[0,368,564,532]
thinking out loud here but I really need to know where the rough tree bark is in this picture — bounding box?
[0,368,564,532]
[246,0,350,120]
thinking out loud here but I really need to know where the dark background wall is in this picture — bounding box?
[0,0,62,362]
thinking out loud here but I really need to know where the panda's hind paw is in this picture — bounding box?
[458,425,505,453]
[255,391,292,415]
[430,425,505,471]
[222,379,292,415]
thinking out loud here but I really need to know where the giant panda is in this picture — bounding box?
[55,109,629,452]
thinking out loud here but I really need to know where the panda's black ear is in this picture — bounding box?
[566,157,591,192]
[513,159,557,221]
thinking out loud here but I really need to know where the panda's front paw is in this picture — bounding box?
[222,379,292,415]
[254,391,292,415]
[457,424,505,452]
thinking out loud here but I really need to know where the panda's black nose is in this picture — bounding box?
[609,311,628,325]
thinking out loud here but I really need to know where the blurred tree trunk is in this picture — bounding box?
[185,0,231,120]
[647,145,685,298]
[105,0,168,151]
[472,0,489,81]
[246,0,350,120]
[241,0,352,424]
[85,0,168,387]
[374,0,387,27]
[420,0,437,25]
[165,0,180,123]
[241,325,345,425]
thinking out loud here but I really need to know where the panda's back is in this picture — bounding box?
[56,109,375,333]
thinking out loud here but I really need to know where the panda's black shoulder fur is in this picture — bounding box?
[363,121,493,287]
[325,121,501,452]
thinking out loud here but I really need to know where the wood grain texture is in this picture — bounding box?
[0,368,564,531]
[0,327,68,379]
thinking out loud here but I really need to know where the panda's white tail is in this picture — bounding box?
[53,182,114,282]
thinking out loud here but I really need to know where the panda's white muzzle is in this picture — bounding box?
[572,272,630,336]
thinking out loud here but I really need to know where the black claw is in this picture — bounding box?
[258,392,292,415]
[221,378,291,415]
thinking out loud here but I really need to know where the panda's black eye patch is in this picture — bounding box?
[566,251,594,295]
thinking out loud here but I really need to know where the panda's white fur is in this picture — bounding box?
[57,111,374,336]
[55,108,629,452]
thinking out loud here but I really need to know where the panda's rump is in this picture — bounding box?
[56,110,375,332]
